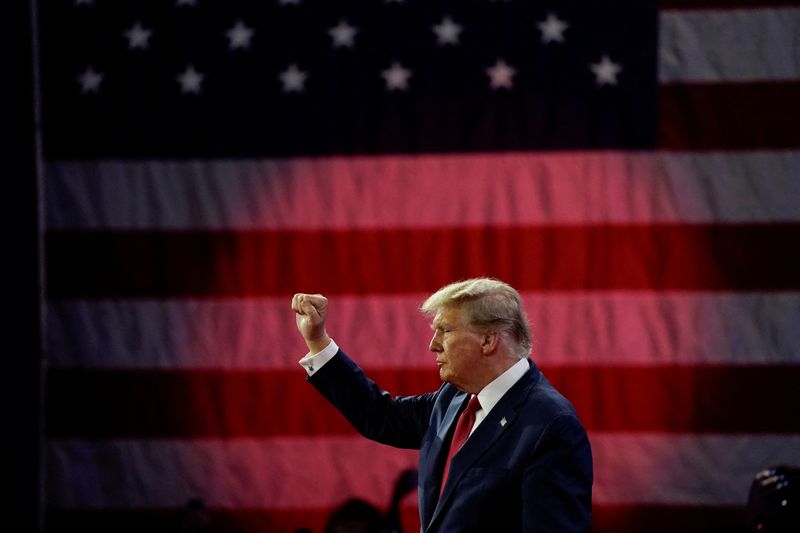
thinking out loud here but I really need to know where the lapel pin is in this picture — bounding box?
[500,417,507,427]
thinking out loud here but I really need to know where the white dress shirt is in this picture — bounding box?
[470,356,529,435]
[298,338,340,375]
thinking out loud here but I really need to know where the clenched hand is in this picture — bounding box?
[292,293,331,354]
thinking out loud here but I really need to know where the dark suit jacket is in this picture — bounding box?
[308,349,592,532]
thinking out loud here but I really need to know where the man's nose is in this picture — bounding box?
[429,333,442,352]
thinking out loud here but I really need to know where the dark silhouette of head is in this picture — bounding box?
[323,498,383,533]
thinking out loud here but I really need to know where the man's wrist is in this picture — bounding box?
[306,333,332,355]
[299,338,338,376]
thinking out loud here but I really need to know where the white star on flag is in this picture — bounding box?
[591,55,622,86]
[177,65,204,94]
[382,62,412,91]
[124,22,152,50]
[486,59,516,90]
[329,20,358,48]
[538,13,568,44]
[77,66,102,94]
[279,64,308,93]
[432,16,462,46]
[226,21,254,50]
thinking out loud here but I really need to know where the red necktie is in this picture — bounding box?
[440,394,482,495]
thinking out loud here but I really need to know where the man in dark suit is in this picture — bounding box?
[292,278,592,532]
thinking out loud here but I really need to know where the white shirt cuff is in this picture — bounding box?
[298,339,339,376]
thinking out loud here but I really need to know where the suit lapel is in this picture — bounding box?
[420,389,469,529]
[427,362,540,529]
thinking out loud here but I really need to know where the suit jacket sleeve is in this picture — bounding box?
[522,412,593,532]
[308,348,438,450]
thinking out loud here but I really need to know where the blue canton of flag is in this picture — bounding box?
[41,0,657,158]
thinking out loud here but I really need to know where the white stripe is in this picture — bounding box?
[591,433,800,505]
[47,437,417,510]
[659,8,800,83]
[47,292,800,369]
[45,151,800,229]
[47,434,800,509]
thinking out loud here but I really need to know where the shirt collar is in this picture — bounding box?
[476,357,530,416]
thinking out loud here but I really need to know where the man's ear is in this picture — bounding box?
[481,331,499,354]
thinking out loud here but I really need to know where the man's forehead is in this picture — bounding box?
[432,306,465,326]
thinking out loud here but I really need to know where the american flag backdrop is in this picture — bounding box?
[40,0,800,532]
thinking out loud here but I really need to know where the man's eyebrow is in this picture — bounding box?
[431,319,450,330]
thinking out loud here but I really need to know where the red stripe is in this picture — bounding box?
[45,224,800,297]
[46,365,800,438]
[46,505,745,533]
[659,83,800,150]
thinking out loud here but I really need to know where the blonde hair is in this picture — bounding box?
[420,278,532,357]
